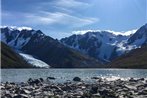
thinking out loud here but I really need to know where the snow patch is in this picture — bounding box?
[106,30,137,36]
[72,30,101,35]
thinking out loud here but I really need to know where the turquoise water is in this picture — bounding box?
[1,69,147,83]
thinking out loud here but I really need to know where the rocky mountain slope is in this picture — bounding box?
[109,46,147,68]
[128,24,147,46]
[1,27,102,68]
[61,31,129,63]
[1,42,34,68]
[61,24,147,63]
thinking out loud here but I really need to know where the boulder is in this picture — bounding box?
[73,77,81,82]
[47,77,56,80]
[138,78,145,81]
[129,78,138,82]
[39,78,44,82]
[27,78,41,85]
[61,85,72,91]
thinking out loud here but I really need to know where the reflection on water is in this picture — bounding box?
[1,69,147,83]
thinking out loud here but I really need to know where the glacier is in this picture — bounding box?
[19,53,50,68]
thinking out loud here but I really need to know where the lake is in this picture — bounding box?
[1,69,147,83]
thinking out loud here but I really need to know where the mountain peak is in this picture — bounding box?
[61,24,147,63]
[1,27,102,68]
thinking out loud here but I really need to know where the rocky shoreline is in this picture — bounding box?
[1,77,147,98]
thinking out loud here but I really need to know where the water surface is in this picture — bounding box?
[1,69,147,83]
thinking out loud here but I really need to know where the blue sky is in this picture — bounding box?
[2,0,147,39]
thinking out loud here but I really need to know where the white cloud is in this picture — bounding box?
[124,29,137,35]
[0,26,32,31]
[38,0,91,14]
[72,30,101,35]
[1,11,15,18]
[2,10,98,28]
[55,0,90,8]
[2,0,97,28]
[72,29,137,36]
[2,12,11,17]
[106,30,137,36]
[25,12,98,27]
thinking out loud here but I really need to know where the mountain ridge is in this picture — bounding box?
[1,27,102,68]
[1,24,147,68]
[61,24,147,63]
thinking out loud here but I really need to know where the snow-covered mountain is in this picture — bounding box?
[1,24,146,67]
[1,26,38,49]
[61,31,130,63]
[61,24,147,63]
[0,26,102,68]
[1,26,51,68]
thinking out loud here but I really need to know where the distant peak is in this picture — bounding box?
[0,26,33,31]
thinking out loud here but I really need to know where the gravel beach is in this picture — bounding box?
[1,77,147,98]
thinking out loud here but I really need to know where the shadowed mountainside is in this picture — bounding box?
[110,46,147,68]
[1,42,34,68]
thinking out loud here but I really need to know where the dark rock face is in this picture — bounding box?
[1,27,102,68]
